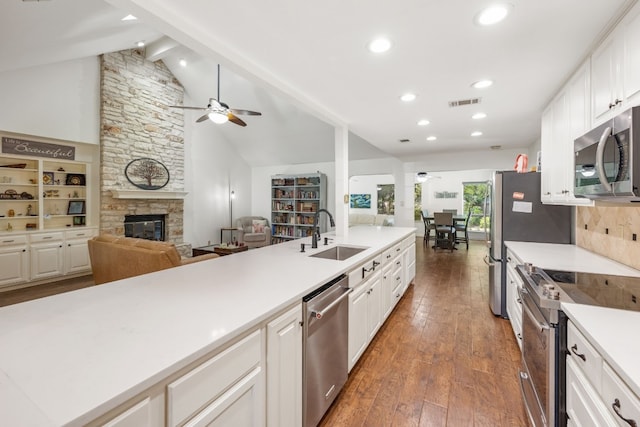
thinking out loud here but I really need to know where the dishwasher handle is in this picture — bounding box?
[311,288,352,319]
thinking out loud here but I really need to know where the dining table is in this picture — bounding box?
[423,213,467,250]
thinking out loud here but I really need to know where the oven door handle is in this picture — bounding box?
[521,292,550,331]
[596,126,614,193]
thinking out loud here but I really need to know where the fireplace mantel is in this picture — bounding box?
[110,190,188,200]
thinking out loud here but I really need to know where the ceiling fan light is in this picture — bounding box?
[208,111,229,124]
[416,172,428,183]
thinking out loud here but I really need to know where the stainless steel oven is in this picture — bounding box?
[517,265,567,427]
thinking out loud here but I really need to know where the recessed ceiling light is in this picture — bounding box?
[400,93,416,102]
[475,4,512,26]
[368,37,392,53]
[471,131,483,137]
[417,119,430,126]
[121,14,138,21]
[426,136,437,141]
[472,112,487,120]
[179,58,187,67]
[136,41,145,47]
[472,80,493,89]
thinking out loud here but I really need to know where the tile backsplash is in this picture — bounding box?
[576,205,640,271]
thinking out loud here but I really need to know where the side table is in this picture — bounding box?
[220,227,240,244]
[192,244,249,257]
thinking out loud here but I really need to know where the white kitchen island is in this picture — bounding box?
[0,226,416,426]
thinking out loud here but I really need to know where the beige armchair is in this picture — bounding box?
[236,216,272,248]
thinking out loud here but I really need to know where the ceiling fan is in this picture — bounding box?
[170,64,262,127]
[416,172,441,182]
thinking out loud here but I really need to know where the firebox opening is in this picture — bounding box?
[124,214,166,241]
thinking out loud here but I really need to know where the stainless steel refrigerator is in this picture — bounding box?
[486,171,573,317]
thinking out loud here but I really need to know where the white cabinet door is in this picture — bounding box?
[65,238,92,274]
[566,357,618,427]
[540,105,555,203]
[184,367,263,427]
[266,305,302,427]
[100,393,164,427]
[366,273,382,342]
[0,243,29,288]
[568,61,591,141]
[348,281,369,371]
[623,4,640,107]
[30,241,64,280]
[592,33,621,123]
[381,263,394,320]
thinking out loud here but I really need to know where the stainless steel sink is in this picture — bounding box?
[309,245,368,261]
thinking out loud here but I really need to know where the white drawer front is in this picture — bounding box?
[30,232,64,243]
[65,228,98,240]
[602,362,640,427]
[0,235,27,246]
[382,243,402,265]
[566,357,617,427]
[167,330,262,427]
[567,321,603,389]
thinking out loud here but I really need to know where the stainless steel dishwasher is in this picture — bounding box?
[302,274,351,427]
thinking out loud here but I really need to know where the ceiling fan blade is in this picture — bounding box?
[170,105,207,111]
[227,112,247,127]
[196,113,210,123]
[229,108,262,116]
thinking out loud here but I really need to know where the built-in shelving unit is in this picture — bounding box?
[270,173,327,244]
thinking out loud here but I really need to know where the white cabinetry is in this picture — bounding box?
[348,255,382,372]
[591,3,640,125]
[29,232,64,280]
[266,305,302,427]
[402,235,416,293]
[167,330,263,427]
[100,394,165,427]
[566,320,640,427]
[541,62,594,206]
[0,235,29,287]
[64,228,97,274]
[505,249,523,350]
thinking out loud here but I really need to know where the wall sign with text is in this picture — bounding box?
[2,137,75,160]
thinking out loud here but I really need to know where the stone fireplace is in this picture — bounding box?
[99,49,191,255]
[124,214,166,241]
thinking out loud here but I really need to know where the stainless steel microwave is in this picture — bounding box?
[574,107,640,201]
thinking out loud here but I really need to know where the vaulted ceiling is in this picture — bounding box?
[1,0,636,166]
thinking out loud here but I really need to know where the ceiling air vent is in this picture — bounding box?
[399,138,411,143]
[490,145,502,150]
[448,97,481,108]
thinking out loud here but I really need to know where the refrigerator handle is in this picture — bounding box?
[483,255,496,267]
[483,180,492,247]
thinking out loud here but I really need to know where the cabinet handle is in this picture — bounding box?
[386,254,391,259]
[68,244,71,247]
[396,276,401,281]
[22,249,25,252]
[609,102,616,109]
[59,245,63,248]
[612,398,637,427]
[373,261,380,267]
[517,333,522,340]
[570,344,586,362]
[42,236,52,240]
[396,261,400,266]
[2,239,15,243]
[615,99,622,106]
[396,247,401,252]
[545,192,551,196]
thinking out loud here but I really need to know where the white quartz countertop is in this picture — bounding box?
[504,241,640,277]
[0,226,415,426]
[562,303,640,399]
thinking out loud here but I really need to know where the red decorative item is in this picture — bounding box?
[514,154,528,173]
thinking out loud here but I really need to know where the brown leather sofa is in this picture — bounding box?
[88,234,219,284]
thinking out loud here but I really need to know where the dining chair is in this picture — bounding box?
[420,210,436,246]
[433,212,455,252]
[455,210,472,250]
[443,209,458,214]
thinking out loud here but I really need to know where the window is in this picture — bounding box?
[462,181,490,232]
[377,184,394,214]
[414,183,422,221]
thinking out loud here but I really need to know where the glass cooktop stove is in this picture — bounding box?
[542,269,640,312]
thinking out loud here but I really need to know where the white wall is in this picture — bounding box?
[183,93,253,247]
[0,58,100,145]
[348,174,394,216]
[421,169,493,213]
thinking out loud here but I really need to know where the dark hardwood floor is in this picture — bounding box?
[319,239,528,427]
[0,274,95,307]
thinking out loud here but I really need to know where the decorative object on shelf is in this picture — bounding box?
[6,222,12,231]
[26,223,37,229]
[72,216,86,226]
[7,209,15,217]
[67,200,85,215]
[72,190,79,198]
[57,167,65,172]
[26,204,32,216]
[20,192,33,199]
[1,176,12,183]
[65,173,85,186]
[42,172,54,185]
[0,163,26,168]
[0,189,20,199]
[124,158,170,190]
[350,194,371,209]
[2,136,75,160]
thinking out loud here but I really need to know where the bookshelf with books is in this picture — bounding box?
[270,173,327,244]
